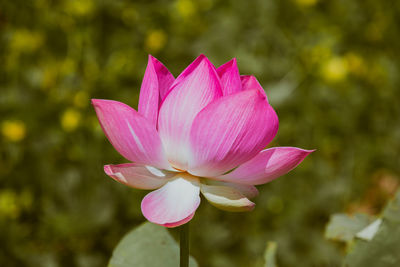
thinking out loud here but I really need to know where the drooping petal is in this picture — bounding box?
[141,174,201,228]
[217,58,242,95]
[206,180,259,199]
[138,55,175,126]
[158,55,223,170]
[200,184,255,212]
[188,89,279,177]
[216,147,314,185]
[104,163,175,190]
[241,75,268,100]
[92,99,171,169]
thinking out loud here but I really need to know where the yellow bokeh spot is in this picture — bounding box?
[65,0,94,16]
[322,57,348,82]
[74,91,89,108]
[176,0,195,18]
[295,0,318,7]
[1,120,26,142]
[309,45,332,65]
[0,190,20,219]
[145,30,167,53]
[61,109,81,132]
[9,29,43,53]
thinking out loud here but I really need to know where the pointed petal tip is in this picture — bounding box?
[194,54,215,68]
[91,98,103,106]
[91,98,118,108]
[103,164,112,176]
[295,147,316,155]
[227,58,237,65]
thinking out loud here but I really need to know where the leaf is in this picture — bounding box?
[355,218,382,241]
[108,222,198,267]
[325,213,374,242]
[344,191,400,267]
[264,241,278,267]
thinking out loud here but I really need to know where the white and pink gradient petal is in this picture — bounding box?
[138,55,174,127]
[92,99,172,170]
[217,58,242,95]
[200,184,255,212]
[188,89,279,177]
[141,174,201,228]
[104,163,175,190]
[206,180,259,199]
[158,54,223,171]
[240,75,268,100]
[216,147,314,185]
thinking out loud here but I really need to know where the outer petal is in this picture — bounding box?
[200,184,255,212]
[241,75,268,100]
[138,55,175,126]
[158,55,223,170]
[92,99,171,169]
[104,163,175,190]
[188,89,279,177]
[217,58,242,95]
[141,174,201,228]
[206,180,259,199]
[217,147,314,185]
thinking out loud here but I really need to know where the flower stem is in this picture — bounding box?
[180,222,189,267]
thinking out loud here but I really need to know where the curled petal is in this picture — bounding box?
[200,184,255,212]
[188,89,279,177]
[158,54,222,170]
[207,180,259,199]
[92,99,171,169]
[141,174,201,227]
[104,163,175,190]
[241,75,268,100]
[138,55,175,126]
[217,58,242,95]
[217,147,314,185]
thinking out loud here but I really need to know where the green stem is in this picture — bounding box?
[180,222,189,267]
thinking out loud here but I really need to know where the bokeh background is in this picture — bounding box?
[1,0,400,266]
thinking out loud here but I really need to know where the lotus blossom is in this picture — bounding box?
[92,55,313,228]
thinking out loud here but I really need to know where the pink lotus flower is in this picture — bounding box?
[92,55,313,228]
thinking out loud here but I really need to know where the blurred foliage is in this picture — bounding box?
[263,242,278,267]
[325,190,400,267]
[0,0,399,266]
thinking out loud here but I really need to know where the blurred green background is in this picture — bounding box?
[1,0,400,266]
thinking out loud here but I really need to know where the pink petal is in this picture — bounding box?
[104,163,175,190]
[138,55,175,126]
[217,147,314,185]
[92,99,171,169]
[141,174,200,228]
[188,89,279,177]
[241,75,268,101]
[217,58,242,95]
[200,184,255,212]
[158,55,223,170]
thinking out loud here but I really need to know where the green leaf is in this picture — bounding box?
[344,191,400,267]
[108,222,198,267]
[264,241,278,267]
[325,213,373,242]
